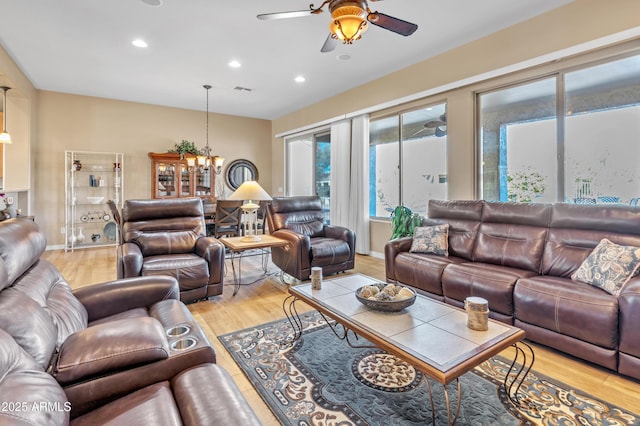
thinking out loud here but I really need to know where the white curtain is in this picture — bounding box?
[349,114,370,254]
[329,120,351,227]
[329,115,370,255]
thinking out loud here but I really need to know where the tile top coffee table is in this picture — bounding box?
[220,235,288,295]
[283,273,533,425]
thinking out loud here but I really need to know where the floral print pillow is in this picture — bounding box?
[410,224,449,256]
[571,238,640,296]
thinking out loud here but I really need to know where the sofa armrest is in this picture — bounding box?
[54,317,169,385]
[619,276,640,355]
[271,229,311,275]
[73,276,180,322]
[324,225,356,254]
[195,236,225,285]
[172,364,262,426]
[384,237,413,282]
[119,242,144,278]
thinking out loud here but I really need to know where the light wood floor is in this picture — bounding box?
[43,247,640,423]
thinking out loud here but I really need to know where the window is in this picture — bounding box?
[285,131,331,221]
[369,103,447,217]
[478,53,640,204]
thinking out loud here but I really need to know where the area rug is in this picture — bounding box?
[219,311,638,425]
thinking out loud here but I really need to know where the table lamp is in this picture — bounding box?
[227,180,272,241]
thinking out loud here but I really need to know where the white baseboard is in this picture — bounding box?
[368,251,384,260]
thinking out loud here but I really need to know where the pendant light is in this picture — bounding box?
[0,86,11,144]
[196,84,212,171]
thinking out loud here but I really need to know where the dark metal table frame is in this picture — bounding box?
[282,283,534,425]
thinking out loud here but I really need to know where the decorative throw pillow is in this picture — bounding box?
[410,224,449,256]
[571,238,640,296]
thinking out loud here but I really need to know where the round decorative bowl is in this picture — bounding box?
[355,283,416,312]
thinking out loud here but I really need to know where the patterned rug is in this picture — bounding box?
[219,311,638,425]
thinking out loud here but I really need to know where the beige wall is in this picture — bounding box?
[271,0,640,254]
[36,91,271,247]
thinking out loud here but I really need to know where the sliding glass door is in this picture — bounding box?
[478,53,640,204]
[369,102,448,217]
[285,130,331,221]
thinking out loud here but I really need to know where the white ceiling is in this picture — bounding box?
[0,0,572,120]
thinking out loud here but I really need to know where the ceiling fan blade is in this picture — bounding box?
[321,34,338,53]
[425,120,445,128]
[368,12,418,36]
[257,10,313,20]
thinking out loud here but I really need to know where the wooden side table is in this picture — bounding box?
[220,235,289,296]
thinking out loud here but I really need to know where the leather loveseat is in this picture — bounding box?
[385,200,640,380]
[0,219,261,424]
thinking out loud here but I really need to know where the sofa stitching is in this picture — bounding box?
[520,285,615,307]
[57,345,169,370]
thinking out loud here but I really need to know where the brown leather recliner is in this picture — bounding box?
[266,195,355,280]
[118,198,226,303]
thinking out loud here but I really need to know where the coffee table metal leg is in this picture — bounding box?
[229,250,244,296]
[316,311,376,349]
[281,295,304,346]
[424,376,461,425]
[504,341,535,407]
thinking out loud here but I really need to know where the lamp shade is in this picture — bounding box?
[228,180,272,203]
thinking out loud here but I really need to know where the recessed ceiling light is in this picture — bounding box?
[141,0,163,6]
[337,54,351,61]
[295,76,306,83]
[229,60,241,68]
[132,39,148,48]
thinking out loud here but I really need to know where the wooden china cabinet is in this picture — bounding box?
[148,152,216,200]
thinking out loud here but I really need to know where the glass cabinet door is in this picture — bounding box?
[179,163,192,196]
[156,162,176,197]
[195,168,212,197]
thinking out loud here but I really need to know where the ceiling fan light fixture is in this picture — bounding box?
[329,4,368,44]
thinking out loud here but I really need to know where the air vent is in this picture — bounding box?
[233,86,253,92]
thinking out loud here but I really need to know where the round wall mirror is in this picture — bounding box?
[226,159,258,191]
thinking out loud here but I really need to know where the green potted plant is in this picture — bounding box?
[390,205,422,240]
[170,140,202,156]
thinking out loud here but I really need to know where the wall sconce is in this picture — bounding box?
[0,86,12,144]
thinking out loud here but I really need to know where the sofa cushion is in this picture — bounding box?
[410,224,449,256]
[426,200,483,260]
[393,252,466,296]
[142,254,210,290]
[514,275,619,349]
[310,237,351,267]
[571,238,640,296]
[70,381,181,426]
[442,262,536,319]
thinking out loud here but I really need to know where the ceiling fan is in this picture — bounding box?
[424,113,447,137]
[411,113,447,138]
[257,0,418,53]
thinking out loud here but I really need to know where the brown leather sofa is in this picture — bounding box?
[266,195,355,281]
[385,200,640,380]
[0,219,260,423]
[118,198,226,303]
[0,328,260,425]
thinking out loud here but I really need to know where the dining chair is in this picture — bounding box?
[214,200,243,238]
[597,196,620,204]
[630,198,640,206]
